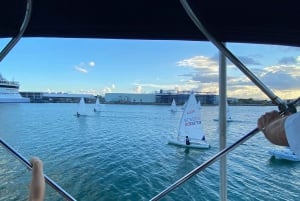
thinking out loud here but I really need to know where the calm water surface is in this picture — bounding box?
[0,103,299,201]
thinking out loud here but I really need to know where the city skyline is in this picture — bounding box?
[1,38,300,100]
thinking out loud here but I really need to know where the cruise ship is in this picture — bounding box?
[0,74,30,103]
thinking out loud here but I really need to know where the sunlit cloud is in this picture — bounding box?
[177,55,218,70]
[175,55,221,94]
[228,63,300,99]
[175,54,300,99]
[259,65,300,90]
[177,56,219,84]
[228,85,264,98]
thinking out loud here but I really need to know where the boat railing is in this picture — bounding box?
[0,79,19,85]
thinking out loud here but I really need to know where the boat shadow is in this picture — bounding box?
[267,156,300,166]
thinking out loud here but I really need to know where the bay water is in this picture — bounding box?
[0,103,299,201]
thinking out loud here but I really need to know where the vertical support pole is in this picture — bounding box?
[219,46,227,201]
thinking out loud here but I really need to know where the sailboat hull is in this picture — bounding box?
[268,148,300,161]
[168,138,210,149]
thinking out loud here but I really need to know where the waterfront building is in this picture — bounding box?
[20,92,95,103]
[105,90,218,105]
[20,91,219,105]
[104,93,156,104]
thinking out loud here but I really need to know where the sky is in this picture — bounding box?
[1,38,300,100]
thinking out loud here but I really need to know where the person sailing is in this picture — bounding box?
[185,136,190,145]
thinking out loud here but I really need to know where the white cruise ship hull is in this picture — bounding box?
[0,93,30,103]
[0,97,30,103]
[0,75,30,103]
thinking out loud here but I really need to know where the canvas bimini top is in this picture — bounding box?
[1,0,300,47]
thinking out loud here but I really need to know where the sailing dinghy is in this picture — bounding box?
[213,101,233,122]
[76,97,87,117]
[168,93,210,149]
[170,99,177,112]
[94,97,101,112]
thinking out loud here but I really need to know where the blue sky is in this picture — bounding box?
[1,38,300,100]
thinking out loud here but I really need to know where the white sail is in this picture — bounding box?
[77,97,87,116]
[170,99,177,112]
[213,100,233,122]
[197,100,201,110]
[178,93,205,141]
[94,97,101,112]
[226,101,232,121]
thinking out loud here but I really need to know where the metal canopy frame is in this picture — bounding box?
[2,1,300,47]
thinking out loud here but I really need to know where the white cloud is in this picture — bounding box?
[74,61,95,73]
[79,89,97,95]
[74,66,88,73]
[177,56,219,83]
[259,65,300,90]
[102,87,112,94]
[177,55,218,71]
[175,54,300,99]
[134,85,142,93]
[89,61,96,67]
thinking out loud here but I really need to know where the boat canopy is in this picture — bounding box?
[1,0,300,47]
